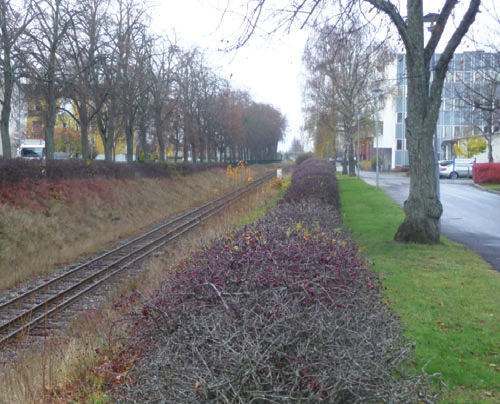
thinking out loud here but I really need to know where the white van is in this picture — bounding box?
[439,158,475,179]
[19,139,46,159]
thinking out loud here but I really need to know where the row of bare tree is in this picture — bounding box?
[303,19,500,177]
[0,0,286,162]
[233,0,483,243]
[302,20,394,176]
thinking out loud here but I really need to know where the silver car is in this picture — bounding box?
[439,159,475,179]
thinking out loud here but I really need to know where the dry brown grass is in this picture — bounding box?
[0,166,271,290]
[0,165,283,403]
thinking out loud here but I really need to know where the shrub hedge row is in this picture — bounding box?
[0,157,226,184]
[284,158,340,208]
[119,159,434,403]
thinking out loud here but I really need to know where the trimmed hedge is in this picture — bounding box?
[118,158,434,403]
[284,159,340,208]
[473,163,500,184]
[295,152,315,166]
[0,157,226,184]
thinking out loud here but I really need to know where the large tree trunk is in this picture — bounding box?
[125,118,134,163]
[104,119,114,161]
[139,119,149,162]
[348,135,355,176]
[78,101,90,160]
[395,123,442,243]
[394,39,443,243]
[156,118,165,162]
[199,129,206,162]
[1,63,14,158]
[45,95,57,160]
[342,142,348,175]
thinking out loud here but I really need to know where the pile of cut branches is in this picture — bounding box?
[118,159,436,403]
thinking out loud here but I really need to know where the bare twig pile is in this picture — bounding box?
[119,160,436,403]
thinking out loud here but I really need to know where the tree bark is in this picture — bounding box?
[0,69,13,158]
[386,0,480,244]
[394,25,443,243]
[348,135,355,176]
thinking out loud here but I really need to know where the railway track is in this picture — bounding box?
[0,171,276,350]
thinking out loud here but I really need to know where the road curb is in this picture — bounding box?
[473,183,500,195]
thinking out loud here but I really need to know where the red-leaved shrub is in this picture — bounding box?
[0,157,226,184]
[118,159,435,403]
[473,163,500,184]
[284,159,340,208]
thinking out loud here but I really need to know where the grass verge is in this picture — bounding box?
[338,174,500,404]
[481,184,500,191]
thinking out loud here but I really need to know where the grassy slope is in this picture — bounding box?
[0,165,282,403]
[0,166,270,290]
[338,175,500,403]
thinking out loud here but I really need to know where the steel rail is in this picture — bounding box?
[0,171,276,346]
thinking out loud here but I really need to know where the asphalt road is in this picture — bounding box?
[359,171,500,272]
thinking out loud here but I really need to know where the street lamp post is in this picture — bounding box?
[372,88,383,189]
[357,111,361,179]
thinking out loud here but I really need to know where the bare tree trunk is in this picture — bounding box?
[348,135,356,176]
[77,101,90,159]
[105,119,114,161]
[488,135,493,163]
[138,119,149,162]
[45,62,57,160]
[125,118,134,162]
[199,129,206,162]
[183,140,188,163]
[342,141,348,175]
[395,46,443,242]
[395,124,442,242]
[0,71,13,158]
[157,123,166,162]
[191,141,197,163]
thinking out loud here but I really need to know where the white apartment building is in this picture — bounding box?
[374,51,500,170]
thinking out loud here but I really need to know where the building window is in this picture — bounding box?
[397,139,403,150]
[444,99,453,110]
[397,112,404,123]
[398,85,405,98]
[474,71,483,82]
[453,126,462,138]
[454,98,464,109]
[31,121,42,135]
[444,126,452,138]
[455,72,463,82]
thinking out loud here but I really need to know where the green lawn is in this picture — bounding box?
[482,184,500,191]
[338,175,500,404]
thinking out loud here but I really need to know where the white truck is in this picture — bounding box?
[19,139,46,159]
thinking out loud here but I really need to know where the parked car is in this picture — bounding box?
[439,158,475,179]
[54,152,70,160]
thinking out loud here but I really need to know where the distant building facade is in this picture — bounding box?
[390,51,500,168]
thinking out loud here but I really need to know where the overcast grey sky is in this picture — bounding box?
[150,0,498,152]
[150,0,310,152]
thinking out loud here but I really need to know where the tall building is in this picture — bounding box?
[390,51,500,169]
